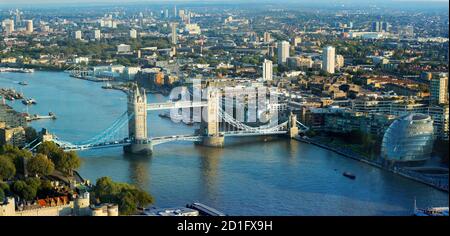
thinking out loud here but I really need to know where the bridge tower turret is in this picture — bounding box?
[199,87,224,147]
[288,112,299,139]
[124,85,153,155]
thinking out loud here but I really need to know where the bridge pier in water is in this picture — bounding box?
[123,140,153,155]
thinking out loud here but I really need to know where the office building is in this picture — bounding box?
[381,114,434,163]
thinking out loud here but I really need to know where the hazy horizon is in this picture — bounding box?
[0,0,448,6]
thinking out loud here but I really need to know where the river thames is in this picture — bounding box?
[0,71,448,215]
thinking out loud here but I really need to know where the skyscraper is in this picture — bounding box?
[381,22,391,32]
[171,23,178,45]
[25,20,33,33]
[277,41,290,65]
[14,9,21,27]
[174,6,177,18]
[430,74,449,105]
[322,46,335,74]
[263,59,273,81]
[371,21,381,32]
[165,9,169,18]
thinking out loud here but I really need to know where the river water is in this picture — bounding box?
[0,71,448,215]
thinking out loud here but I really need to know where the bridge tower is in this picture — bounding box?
[124,85,153,155]
[288,112,299,138]
[199,88,225,147]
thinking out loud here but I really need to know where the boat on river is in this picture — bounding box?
[22,98,37,105]
[343,172,356,180]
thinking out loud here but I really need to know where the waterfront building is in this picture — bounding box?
[0,104,27,127]
[130,29,137,39]
[0,122,25,147]
[25,20,33,33]
[430,73,449,105]
[381,113,434,163]
[277,41,290,65]
[350,99,449,140]
[322,46,335,74]
[262,59,273,81]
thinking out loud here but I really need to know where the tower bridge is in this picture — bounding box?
[28,85,308,155]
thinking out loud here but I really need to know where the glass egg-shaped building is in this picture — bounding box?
[381,113,434,162]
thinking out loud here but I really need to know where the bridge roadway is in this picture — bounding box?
[146,101,208,111]
[55,130,290,151]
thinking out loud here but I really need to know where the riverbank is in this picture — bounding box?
[294,136,449,192]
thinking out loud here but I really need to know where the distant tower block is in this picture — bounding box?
[199,88,224,147]
[124,85,153,155]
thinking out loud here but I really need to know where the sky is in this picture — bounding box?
[0,0,448,3]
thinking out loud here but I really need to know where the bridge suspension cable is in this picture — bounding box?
[50,111,134,150]
[218,107,288,133]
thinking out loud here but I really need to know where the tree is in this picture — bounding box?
[36,141,61,159]
[0,188,4,202]
[93,177,154,215]
[0,156,16,180]
[118,190,138,215]
[0,145,32,173]
[26,154,55,177]
[58,151,81,176]
[12,180,39,201]
[37,142,81,176]
[24,127,38,143]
